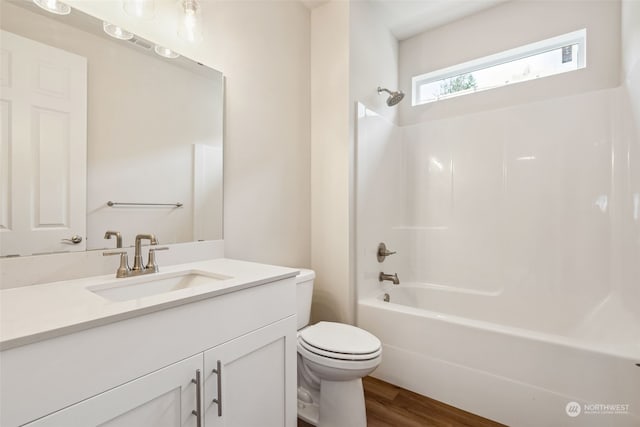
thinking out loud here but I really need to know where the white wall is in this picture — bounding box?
[210,1,311,268]
[61,0,312,267]
[349,0,399,124]
[310,0,351,323]
[399,0,621,125]
[309,0,400,324]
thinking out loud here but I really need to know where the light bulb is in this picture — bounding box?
[103,22,134,41]
[33,0,71,15]
[178,0,203,43]
[154,45,180,59]
[123,0,155,20]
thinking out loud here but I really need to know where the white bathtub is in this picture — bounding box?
[358,284,640,427]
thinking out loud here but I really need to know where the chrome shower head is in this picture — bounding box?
[377,86,405,106]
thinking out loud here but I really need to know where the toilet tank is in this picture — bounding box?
[295,269,315,330]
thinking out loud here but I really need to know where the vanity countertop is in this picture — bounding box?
[0,258,298,350]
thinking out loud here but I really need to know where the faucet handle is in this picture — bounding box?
[103,250,131,278]
[377,242,397,262]
[146,247,169,273]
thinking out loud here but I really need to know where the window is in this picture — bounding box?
[411,29,586,106]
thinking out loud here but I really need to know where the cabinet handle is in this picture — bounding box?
[212,360,222,417]
[191,369,202,427]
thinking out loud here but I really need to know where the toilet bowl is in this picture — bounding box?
[295,269,382,427]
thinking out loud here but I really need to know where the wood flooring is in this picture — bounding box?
[298,376,506,427]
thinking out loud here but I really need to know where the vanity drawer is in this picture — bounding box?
[0,277,296,427]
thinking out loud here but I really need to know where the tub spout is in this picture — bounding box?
[379,272,400,285]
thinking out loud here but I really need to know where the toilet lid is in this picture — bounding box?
[298,338,382,361]
[299,322,381,355]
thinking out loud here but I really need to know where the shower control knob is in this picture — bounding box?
[377,242,397,262]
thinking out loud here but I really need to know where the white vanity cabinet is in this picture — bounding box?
[203,316,296,427]
[0,275,297,427]
[25,354,203,427]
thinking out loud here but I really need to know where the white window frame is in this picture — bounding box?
[411,28,587,106]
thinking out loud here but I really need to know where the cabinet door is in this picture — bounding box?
[204,316,297,427]
[26,354,203,427]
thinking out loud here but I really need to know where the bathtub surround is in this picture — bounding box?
[356,90,640,427]
[356,1,639,426]
[383,89,630,309]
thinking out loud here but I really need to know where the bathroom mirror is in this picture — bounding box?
[0,0,224,256]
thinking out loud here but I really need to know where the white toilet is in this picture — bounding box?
[296,269,382,427]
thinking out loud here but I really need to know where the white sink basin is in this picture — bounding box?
[88,270,232,302]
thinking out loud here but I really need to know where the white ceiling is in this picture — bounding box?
[372,0,509,40]
[300,0,509,41]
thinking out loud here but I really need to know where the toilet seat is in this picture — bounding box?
[299,338,382,361]
[297,339,382,372]
[298,321,382,361]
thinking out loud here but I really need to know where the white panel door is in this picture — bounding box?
[204,316,297,427]
[25,354,203,427]
[0,30,87,256]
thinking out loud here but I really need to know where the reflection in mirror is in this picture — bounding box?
[0,0,224,256]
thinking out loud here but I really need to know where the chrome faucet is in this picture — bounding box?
[379,272,400,285]
[132,234,158,273]
[104,230,122,248]
[103,233,168,278]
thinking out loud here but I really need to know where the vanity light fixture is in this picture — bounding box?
[123,0,155,20]
[178,0,203,43]
[154,45,180,59]
[33,0,70,15]
[103,21,134,41]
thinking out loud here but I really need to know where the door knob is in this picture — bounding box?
[61,235,83,244]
